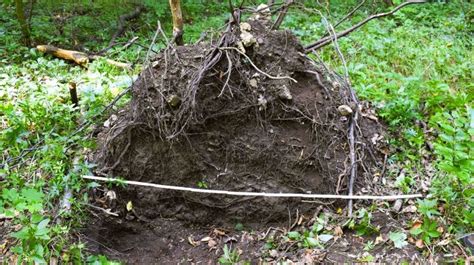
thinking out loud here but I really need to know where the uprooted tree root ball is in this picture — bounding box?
[90,13,386,227]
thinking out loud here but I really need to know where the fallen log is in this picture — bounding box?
[37,44,131,69]
[37,45,89,66]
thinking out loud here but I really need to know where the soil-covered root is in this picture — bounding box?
[91,13,386,225]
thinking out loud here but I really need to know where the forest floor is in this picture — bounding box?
[0,1,472,264]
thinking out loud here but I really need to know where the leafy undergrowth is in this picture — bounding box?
[284,0,473,259]
[1,0,473,263]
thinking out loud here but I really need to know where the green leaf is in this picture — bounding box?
[287,231,301,240]
[318,234,333,243]
[417,199,440,218]
[409,227,423,236]
[305,237,320,248]
[389,231,408,249]
[36,218,50,230]
[12,227,30,240]
[20,188,44,203]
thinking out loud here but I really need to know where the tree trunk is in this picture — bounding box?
[169,0,184,45]
[15,0,31,46]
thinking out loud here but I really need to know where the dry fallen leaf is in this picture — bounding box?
[375,235,387,245]
[437,239,450,246]
[269,249,279,258]
[49,257,58,265]
[0,242,7,254]
[213,229,226,236]
[200,236,211,242]
[334,226,343,237]
[401,205,417,213]
[411,220,422,230]
[208,239,217,248]
[188,236,199,247]
[415,239,424,249]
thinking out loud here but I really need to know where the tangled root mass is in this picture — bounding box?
[92,14,385,225]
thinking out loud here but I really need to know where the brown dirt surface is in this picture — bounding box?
[84,11,392,263]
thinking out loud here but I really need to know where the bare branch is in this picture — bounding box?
[305,0,427,52]
[271,0,293,30]
[333,0,366,29]
[109,6,144,48]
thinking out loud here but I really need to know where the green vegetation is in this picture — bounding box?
[218,245,243,265]
[1,0,472,262]
[285,214,334,248]
[285,0,472,237]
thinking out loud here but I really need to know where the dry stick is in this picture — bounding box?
[145,21,162,64]
[219,47,297,83]
[333,0,367,29]
[108,6,144,48]
[304,0,427,52]
[348,115,357,216]
[319,11,359,216]
[271,0,293,30]
[83,175,422,200]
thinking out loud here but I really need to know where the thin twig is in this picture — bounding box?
[305,0,427,52]
[219,47,297,83]
[83,175,422,200]
[146,21,163,63]
[271,0,293,30]
[85,203,119,217]
[314,9,360,216]
[333,0,366,29]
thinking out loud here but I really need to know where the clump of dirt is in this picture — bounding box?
[90,13,385,227]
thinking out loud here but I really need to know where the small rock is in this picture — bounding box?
[167,94,181,107]
[269,249,279,258]
[249,78,258,88]
[256,4,271,15]
[240,31,256,47]
[104,119,111,128]
[392,199,403,212]
[257,94,267,110]
[337,105,353,116]
[240,22,251,32]
[278,85,292,100]
[237,42,246,54]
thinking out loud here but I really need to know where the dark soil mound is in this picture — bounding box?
[90,14,385,227]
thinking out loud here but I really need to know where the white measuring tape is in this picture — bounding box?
[83,175,422,200]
